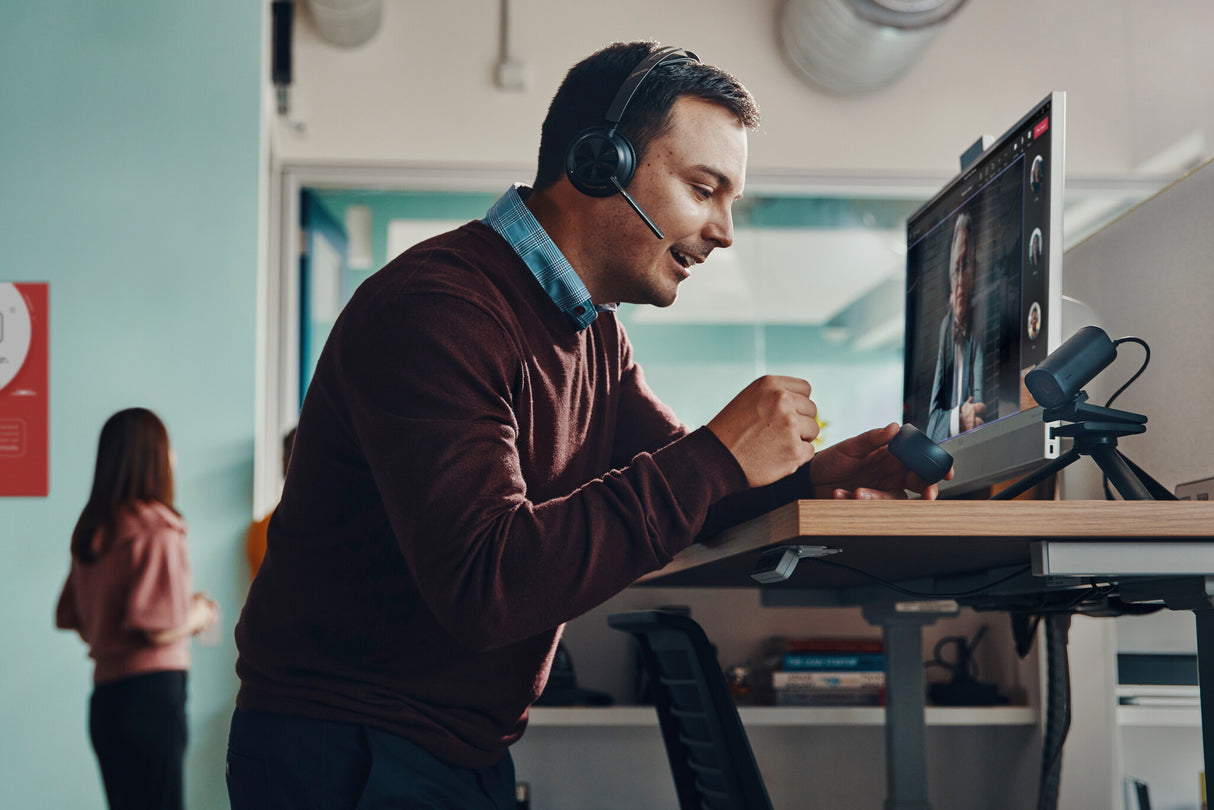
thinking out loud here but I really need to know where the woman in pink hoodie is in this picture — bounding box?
[57,408,217,810]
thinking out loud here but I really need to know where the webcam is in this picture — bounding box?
[887,424,953,485]
[1025,325,1117,409]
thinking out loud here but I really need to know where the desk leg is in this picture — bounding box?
[1197,609,1214,788]
[863,606,952,810]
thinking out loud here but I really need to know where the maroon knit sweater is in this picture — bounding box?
[235,221,800,768]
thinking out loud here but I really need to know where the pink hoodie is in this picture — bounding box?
[56,501,192,684]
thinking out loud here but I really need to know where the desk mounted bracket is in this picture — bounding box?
[1117,575,1214,612]
[748,544,840,584]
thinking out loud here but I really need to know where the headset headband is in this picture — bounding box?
[603,46,700,129]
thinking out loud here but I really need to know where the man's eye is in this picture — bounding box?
[692,186,712,199]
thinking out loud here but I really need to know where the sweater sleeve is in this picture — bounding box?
[122,523,192,637]
[699,460,817,541]
[341,292,748,651]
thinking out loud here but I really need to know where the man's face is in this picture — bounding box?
[949,226,973,326]
[586,96,747,307]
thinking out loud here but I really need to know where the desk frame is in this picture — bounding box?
[639,500,1214,810]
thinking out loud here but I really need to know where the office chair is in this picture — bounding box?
[608,610,774,810]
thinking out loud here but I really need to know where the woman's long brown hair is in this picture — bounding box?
[70,408,176,564]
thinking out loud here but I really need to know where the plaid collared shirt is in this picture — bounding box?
[482,184,616,331]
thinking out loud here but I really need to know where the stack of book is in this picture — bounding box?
[761,637,885,707]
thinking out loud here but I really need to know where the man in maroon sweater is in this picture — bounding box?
[228,41,941,810]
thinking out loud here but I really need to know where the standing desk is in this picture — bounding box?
[637,499,1214,810]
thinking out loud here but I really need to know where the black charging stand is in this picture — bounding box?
[928,625,1005,707]
[991,391,1175,501]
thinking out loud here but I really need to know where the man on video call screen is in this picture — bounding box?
[904,160,1025,442]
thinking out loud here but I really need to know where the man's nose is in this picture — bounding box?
[705,204,734,249]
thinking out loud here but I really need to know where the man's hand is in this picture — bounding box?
[810,423,953,500]
[707,376,819,488]
[960,397,986,432]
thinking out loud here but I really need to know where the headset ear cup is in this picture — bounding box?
[566,127,636,198]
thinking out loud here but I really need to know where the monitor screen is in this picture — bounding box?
[902,92,1066,496]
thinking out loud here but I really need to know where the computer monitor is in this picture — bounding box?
[902,92,1066,496]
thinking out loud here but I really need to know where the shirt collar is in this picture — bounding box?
[482,184,616,331]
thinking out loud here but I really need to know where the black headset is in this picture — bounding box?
[564,46,700,238]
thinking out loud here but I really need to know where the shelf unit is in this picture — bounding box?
[529,705,1039,728]
[534,581,1050,808]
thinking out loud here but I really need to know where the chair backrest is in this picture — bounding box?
[608,610,774,810]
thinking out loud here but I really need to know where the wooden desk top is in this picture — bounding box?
[639,500,1214,590]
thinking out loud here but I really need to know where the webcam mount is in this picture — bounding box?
[991,391,1174,501]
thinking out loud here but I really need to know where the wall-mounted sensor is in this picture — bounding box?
[0,283,32,393]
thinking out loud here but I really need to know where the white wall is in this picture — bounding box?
[277,0,1213,177]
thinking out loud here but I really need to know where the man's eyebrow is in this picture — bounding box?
[691,165,743,198]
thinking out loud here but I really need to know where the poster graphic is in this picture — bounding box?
[0,283,49,497]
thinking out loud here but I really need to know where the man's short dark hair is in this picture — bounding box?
[533,41,760,190]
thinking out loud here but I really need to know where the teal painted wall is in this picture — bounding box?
[0,3,262,808]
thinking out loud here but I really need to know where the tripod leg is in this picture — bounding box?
[1089,445,1154,500]
[991,449,1080,500]
[1117,452,1178,500]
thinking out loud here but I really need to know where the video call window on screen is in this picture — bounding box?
[902,93,1065,494]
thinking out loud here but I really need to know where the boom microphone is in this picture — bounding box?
[609,177,664,239]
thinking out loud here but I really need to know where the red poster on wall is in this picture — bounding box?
[0,283,49,497]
